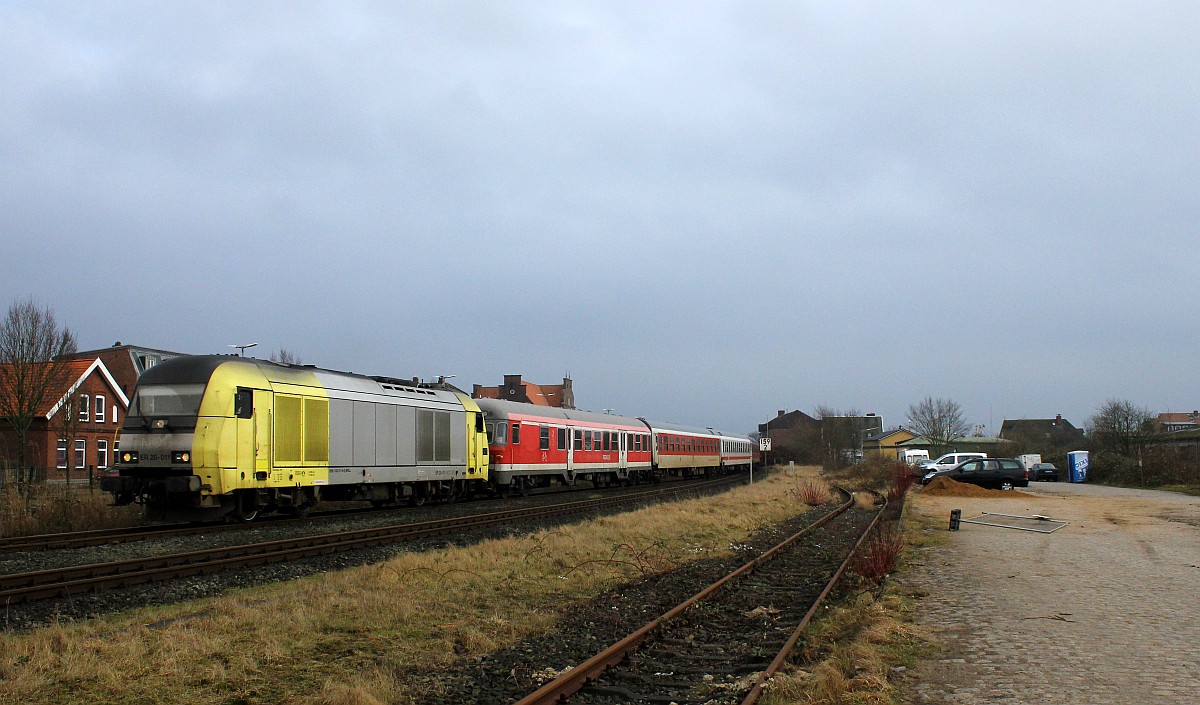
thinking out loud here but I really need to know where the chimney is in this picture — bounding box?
[1054,414,1062,424]
[777,410,786,417]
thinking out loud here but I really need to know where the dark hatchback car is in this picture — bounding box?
[921,457,1030,490]
[1029,462,1060,481]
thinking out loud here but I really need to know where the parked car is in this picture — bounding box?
[922,457,1029,490]
[917,452,987,474]
[1029,462,1060,482]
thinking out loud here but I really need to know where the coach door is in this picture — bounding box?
[619,431,628,469]
[566,427,575,476]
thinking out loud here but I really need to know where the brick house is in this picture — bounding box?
[0,358,129,479]
[999,415,1087,449]
[757,409,822,464]
[473,374,575,409]
[66,343,184,401]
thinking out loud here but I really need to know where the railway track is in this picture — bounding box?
[0,476,740,606]
[512,487,884,705]
[0,476,721,554]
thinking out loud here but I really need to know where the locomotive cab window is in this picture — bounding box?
[235,388,254,419]
[511,423,521,445]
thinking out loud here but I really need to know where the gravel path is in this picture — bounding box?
[898,481,1200,705]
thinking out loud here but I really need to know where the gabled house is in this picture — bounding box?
[0,358,129,479]
[757,409,822,464]
[473,374,575,409]
[66,343,185,400]
[1155,411,1200,434]
[999,415,1086,449]
[863,427,918,459]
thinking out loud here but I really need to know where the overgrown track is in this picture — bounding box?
[0,477,741,605]
[514,488,884,705]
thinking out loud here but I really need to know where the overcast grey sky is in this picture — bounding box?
[4,2,1198,436]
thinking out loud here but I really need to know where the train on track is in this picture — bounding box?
[101,355,754,521]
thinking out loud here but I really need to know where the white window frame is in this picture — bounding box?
[95,395,106,423]
[79,394,90,422]
[97,439,109,469]
[57,438,68,469]
[112,404,119,425]
[74,439,86,469]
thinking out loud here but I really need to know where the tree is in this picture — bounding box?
[1088,399,1155,457]
[813,404,863,469]
[906,396,970,453]
[0,298,78,486]
[270,348,303,365]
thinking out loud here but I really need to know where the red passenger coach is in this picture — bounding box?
[643,420,723,478]
[474,399,655,493]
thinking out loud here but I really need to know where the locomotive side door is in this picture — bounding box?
[234,387,272,483]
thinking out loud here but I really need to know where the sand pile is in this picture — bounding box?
[921,476,1023,498]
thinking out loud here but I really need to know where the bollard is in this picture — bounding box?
[949,509,962,531]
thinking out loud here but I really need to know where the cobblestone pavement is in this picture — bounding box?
[898,482,1200,705]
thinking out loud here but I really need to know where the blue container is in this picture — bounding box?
[1067,451,1090,483]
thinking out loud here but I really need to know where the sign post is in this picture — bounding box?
[757,437,772,484]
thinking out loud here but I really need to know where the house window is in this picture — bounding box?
[97,440,109,469]
[95,395,106,423]
[57,438,67,468]
[112,405,119,424]
[75,439,86,469]
[79,394,90,422]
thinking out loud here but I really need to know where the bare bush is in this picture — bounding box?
[791,478,831,506]
[851,524,906,585]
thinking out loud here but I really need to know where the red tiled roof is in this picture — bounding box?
[0,358,126,418]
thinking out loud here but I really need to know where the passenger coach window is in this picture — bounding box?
[490,422,507,446]
[574,430,582,451]
[557,427,567,450]
[540,426,550,451]
[585,430,593,451]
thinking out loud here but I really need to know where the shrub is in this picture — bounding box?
[791,478,831,506]
[851,524,905,585]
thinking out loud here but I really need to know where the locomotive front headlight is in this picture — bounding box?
[172,451,191,464]
[121,451,138,464]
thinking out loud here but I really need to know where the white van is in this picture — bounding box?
[920,452,987,474]
[896,449,930,465]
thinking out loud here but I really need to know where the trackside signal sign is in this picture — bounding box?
[760,438,772,452]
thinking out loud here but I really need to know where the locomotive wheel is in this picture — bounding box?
[290,502,312,518]
[235,494,259,522]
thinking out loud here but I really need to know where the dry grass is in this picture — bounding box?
[1,483,143,537]
[0,475,818,705]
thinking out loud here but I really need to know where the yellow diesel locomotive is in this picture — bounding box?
[103,356,489,521]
